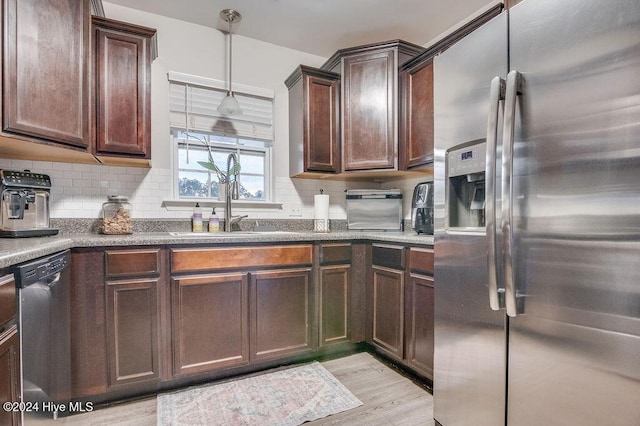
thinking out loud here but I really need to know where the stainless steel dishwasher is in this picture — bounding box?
[15,250,71,421]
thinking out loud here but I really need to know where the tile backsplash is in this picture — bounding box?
[0,159,401,220]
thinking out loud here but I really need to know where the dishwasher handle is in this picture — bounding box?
[43,272,62,288]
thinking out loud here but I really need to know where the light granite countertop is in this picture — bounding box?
[0,231,434,268]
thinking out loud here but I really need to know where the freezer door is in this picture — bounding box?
[433,12,508,426]
[506,0,640,424]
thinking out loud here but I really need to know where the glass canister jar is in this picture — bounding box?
[102,195,133,234]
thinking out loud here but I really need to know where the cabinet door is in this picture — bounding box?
[171,273,249,376]
[371,265,404,359]
[3,0,90,147]
[320,264,350,346]
[342,49,396,171]
[251,268,312,361]
[401,60,434,169]
[0,275,16,327]
[406,273,434,378]
[106,278,161,387]
[93,18,154,158]
[305,74,340,172]
[70,248,109,398]
[0,327,20,426]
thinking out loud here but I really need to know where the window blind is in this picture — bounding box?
[169,78,274,143]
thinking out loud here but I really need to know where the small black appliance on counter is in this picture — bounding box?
[411,182,434,234]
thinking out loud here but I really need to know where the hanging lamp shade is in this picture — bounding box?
[217,9,243,116]
[218,93,242,116]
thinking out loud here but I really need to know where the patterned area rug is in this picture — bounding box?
[157,362,363,425]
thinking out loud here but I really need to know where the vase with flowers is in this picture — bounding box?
[196,150,240,201]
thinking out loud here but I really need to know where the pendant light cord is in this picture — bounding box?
[217,9,242,116]
[228,18,233,95]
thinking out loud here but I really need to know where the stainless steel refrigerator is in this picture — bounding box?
[433,0,640,425]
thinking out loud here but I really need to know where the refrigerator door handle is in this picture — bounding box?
[502,70,522,317]
[486,76,505,311]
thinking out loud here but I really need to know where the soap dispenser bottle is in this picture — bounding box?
[192,203,203,232]
[208,208,220,232]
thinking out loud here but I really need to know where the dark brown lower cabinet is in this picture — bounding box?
[68,244,321,403]
[371,265,405,359]
[251,268,313,361]
[71,247,166,397]
[319,265,350,346]
[104,248,165,389]
[406,273,434,378]
[0,326,20,426]
[106,278,161,387]
[66,241,431,407]
[171,273,249,376]
[70,248,109,398]
[368,244,434,381]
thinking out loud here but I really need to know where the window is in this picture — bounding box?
[174,131,268,199]
[169,72,274,201]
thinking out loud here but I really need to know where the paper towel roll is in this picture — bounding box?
[314,194,329,220]
[314,193,330,232]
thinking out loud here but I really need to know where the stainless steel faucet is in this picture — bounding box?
[224,153,247,232]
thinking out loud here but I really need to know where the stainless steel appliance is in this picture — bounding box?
[15,250,71,422]
[0,170,58,237]
[346,189,402,231]
[433,0,640,425]
[411,182,434,234]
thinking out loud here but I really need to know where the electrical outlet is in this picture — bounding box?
[288,206,303,217]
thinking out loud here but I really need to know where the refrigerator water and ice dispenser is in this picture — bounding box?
[446,140,487,228]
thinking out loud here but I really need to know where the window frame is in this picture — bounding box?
[167,72,275,204]
[173,133,272,201]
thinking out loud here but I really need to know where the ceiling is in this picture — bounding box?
[105,0,496,57]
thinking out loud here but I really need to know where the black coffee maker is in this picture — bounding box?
[411,182,434,235]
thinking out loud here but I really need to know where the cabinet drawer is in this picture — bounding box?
[0,275,16,328]
[372,244,405,270]
[105,249,161,277]
[409,247,434,275]
[320,243,352,265]
[171,245,313,273]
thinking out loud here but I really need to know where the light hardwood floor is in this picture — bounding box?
[27,352,434,426]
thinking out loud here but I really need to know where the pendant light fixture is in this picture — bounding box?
[217,9,243,116]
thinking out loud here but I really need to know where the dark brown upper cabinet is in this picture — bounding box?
[286,40,432,180]
[2,0,91,148]
[286,66,340,177]
[92,17,156,165]
[0,4,158,167]
[323,41,425,174]
[397,4,503,171]
[341,49,395,171]
[399,58,434,170]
